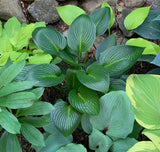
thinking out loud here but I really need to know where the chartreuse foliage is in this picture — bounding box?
[0,60,55,151]
[0,17,52,67]
[126,74,160,151]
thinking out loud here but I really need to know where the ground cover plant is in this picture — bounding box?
[0,2,160,152]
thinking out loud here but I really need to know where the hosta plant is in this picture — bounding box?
[0,59,54,151]
[0,17,52,67]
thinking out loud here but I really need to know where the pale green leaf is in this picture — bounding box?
[81,114,92,134]
[126,38,160,55]
[124,7,151,30]
[21,123,45,147]
[127,141,159,152]
[56,5,85,25]
[126,74,160,129]
[0,109,21,134]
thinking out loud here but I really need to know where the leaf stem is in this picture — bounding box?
[54,86,68,96]
[78,51,81,64]
[120,30,128,45]
[108,28,111,36]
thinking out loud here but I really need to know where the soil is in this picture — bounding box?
[0,0,159,152]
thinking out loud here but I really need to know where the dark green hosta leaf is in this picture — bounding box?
[109,78,126,91]
[19,116,51,128]
[90,7,110,36]
[90,91,134,140]
[95,33,117,60]
[67,14,96,52]
[99,45,144,77]
[34,132,73,152]
[30,87,44,100]
[32,27,66,55]
[51,100,82,137]
[151,51,160,67]
[57,143,87,152]
[18,101,55,116]
[77,63,109,93]
[28,64,65,87]
[89,128,112,152]
[0,60,25,88]
[0,81,36,98]
[0,132,22,152]
[111,137,138,152]
[0,109,21,134]
[134,9,160,39]
[0,92,36,109]
[81,114,92,134]
[21,123,45,147]
[68,85,100,115]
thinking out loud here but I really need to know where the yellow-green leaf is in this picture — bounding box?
[124,7,151,30]
[56,5,86,25]
[126,74,160,129]
[127,141,159,152]
[101,1,115,29]
[126,38,160,55]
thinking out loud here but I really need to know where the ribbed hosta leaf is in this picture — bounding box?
[56,143,87,152]
[99,45,144,77]
[89,128,112,152]
[77,63,109,93]
[68,85,100,115]
[128,141,159,152]
[143,129,160,150]
[67,14,96,52]
[56,5,86,25]
[0,92,36,109]
[0,109,21,134]
[0,81,36,98]
[28,64,65,87]
[90,7,110,36]
[134,9,160,39]
[21,123,45,147]
[51,100,82,137]
[151,51,160,67]
[111,137,137,152]
[81,114,92,134]
[18,102,55,116]
[0,132,22,152]
[124,7,150,30]
[90,91,134,140]
[95,33,117,60]
[32,27,66,55]
[126,74,160,129]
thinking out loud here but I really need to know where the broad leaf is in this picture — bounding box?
[111,137,137,152]
[126,74,160,129]
[0,60,25,88]
[19,116,51,128]
[134,9,160,39]
[0,81,36,98]
[143,129,160,150]
[0,132,22,152]
[30,87,44,100]
[90,7,111,36]
[126,38,160,55]
[95,33,117,60]
[99,45,144,77]
[81,114,92,134]
[0,92,36,109]
[51,100,82,136]
[28,64,65,87]
[34,132,73,152]
[68,85,100,115]
[89,128,112,152]
[101,2,115,29]
[56,143,87,152]
[56,5,85,25]
[0,109,21,134]
[109,78,126,91]
[77,63,109,93]
[124,7,150,30]
[67,14,96,52]
[21,123,45,147]
[90,91,134,140]
[32,27,66,55]
[18,102,55,116]
[128,141,159,152]
[151,51,160,67]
